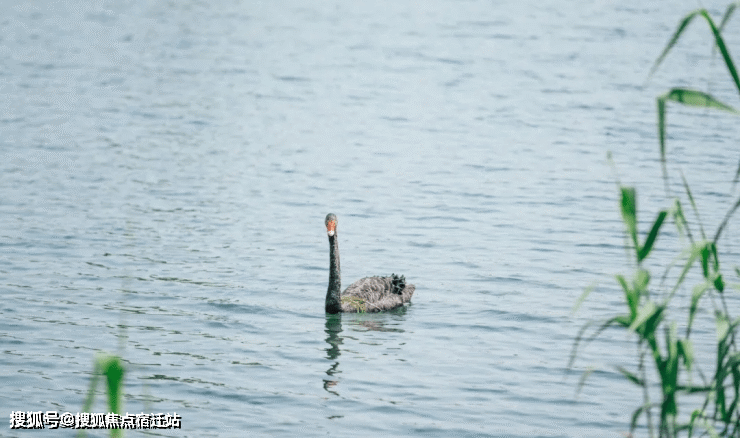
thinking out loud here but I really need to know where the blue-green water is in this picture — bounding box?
[3,1,740,437]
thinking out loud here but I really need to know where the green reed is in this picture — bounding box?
[651,5,740,188]
[77,354,125,438]
[571,4,740,437]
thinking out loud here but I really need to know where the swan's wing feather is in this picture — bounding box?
[341,275,414,313]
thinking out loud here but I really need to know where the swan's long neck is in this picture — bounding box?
[325,233,342,313]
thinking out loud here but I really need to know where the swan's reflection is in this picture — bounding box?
[323,314,343,396]
[322,308,409,396]
[348,306,408,332]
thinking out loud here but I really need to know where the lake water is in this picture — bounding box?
[3,1,740,437]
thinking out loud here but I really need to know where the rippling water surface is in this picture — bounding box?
[3,1,740,437]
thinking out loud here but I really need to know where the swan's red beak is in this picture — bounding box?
[326,220,336,237]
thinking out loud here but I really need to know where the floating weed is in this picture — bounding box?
[341,296,367,313]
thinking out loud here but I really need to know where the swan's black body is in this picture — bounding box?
[324,213,415,313]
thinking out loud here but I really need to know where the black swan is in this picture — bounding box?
[324,213,415,313]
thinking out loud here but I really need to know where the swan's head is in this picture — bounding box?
[325,213,337,237]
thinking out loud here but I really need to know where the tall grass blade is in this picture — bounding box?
[650,10,702,78]
[102,356,124,438]
[709,243,725,293]
[629,301,660,333]
[713,194,740,244]
[688,409,701,438]
[80,367,101,415]
[568,321,596,371]
[568,316,632,370]
[101,356,125,417]
[700,243,711,279]
[714,312,733,423]
[700,9,740,95]
[76,355,125,438]
[630,404,646,436]
[665,88,738,112]
[572,282,596,314]
[662,325,680,419]
[659,90,738,190]
[658,96,668,186]
[727,352,740,423]
[634,269,650,292]
[670,198,693,243]
[666,244,701,304]
[617,274,638,319]
[678,384,712,393]
[655,8,740,95]
[618,365,645,386]
[690,282,709,335]
[576,367,594,395]
[621,187,639,257]
[681,171,706,241]
[677,338,694,370]
[639,211,668,263]
[716,313,731,343]
[718,3,740,32]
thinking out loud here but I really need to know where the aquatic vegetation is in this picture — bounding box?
[651,5,740,187]
[571,4,740,437]
[341,295,367,313]
[78,354,125,438]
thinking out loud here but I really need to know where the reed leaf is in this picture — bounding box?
[630,300,663,336]
[634,268,650,293]
[80,366,101,415]
[568,316,631,371]
[575,367,594,395]
[650,10,704,78]
[661,325,680,416]
[618,365,645,386]
[618,274,638,320]
[689,282,710,335]
[714,313,733,422]
[719,3,740,32]
[571,282,596,314]
[77,354,124,438]
[651,9,740,94]
[713,194,740,244]
[678,384,712,393]
[620,187,639,256]
[681,171,706,241]
[657,91,738,186]
[101,356,125,417]
[658,96,668,185]
[701,244,711,279]
[568,321,597,371]
[631,403,650,436]
[688,409,705,438]
[700,9,740,95]
[727,353,740,421]
[670,198,692,242]
[664,89,738,112]
[639,210,668,263]
[714,274,726,294]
